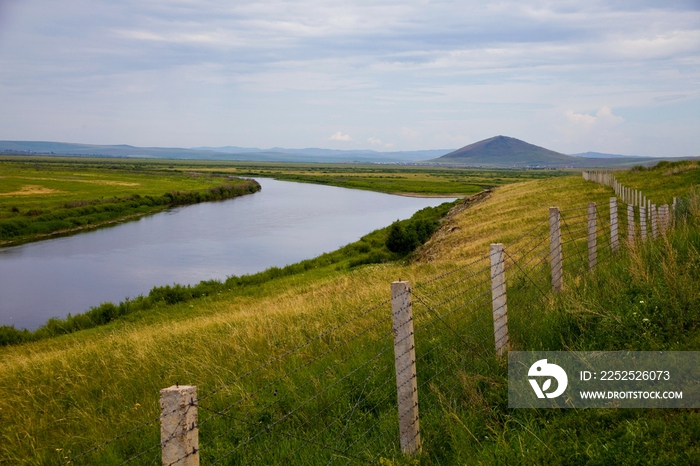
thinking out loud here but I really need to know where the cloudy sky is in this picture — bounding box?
[0,0,698,156]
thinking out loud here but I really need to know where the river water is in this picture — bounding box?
[0,178,456,330]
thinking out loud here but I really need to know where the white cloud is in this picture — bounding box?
[329,131,351,141]
[368,137,396,148]
[557,106,630,153]
[565,106,625,131]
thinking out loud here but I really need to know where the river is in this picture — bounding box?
[0,178,457,330]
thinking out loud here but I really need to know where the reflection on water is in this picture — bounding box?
[0,178,456,330]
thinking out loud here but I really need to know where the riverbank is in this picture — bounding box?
[0,158,261,245]
[0,194,461,345]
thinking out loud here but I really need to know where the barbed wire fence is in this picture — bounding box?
[58,183,678,465]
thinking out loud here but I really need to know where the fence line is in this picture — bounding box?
[61,180,686,465]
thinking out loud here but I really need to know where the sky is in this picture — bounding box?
[0,0,698,156]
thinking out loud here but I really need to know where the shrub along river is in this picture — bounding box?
[0,178,456,330]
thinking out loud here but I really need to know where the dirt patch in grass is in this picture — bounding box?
[0,185,64,196]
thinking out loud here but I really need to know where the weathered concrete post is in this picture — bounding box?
[160,385,199,466]
[658,205,665,233]
[549,207,563,292]
[627,205,635,247]
[610,197,619,253]
[661,204,670,232]
[651,204,658,239]
[640,206,647,242]
[390,281,421,454]
[490,244,509,357]
[587,203,597,270]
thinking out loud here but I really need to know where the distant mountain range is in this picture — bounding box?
[192,145,450,161]
[569,151,644,159]
[0,138,694,167]
[0,141,450,163]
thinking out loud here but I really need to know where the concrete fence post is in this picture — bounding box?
[640,206,647,242]
[587,202,597,270]
[661,205,667,232]
[549,207,563,292]
[627,205,635,247]
[610,197,619,253]
[651,204,658,239]
[661,204,670,232]
[489,244,509,357]
[390,281,421,454]
[160,385,199,466]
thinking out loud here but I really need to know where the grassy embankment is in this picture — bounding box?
[615,160,700,204]
[0,162,698,464]
[0,157,260,245]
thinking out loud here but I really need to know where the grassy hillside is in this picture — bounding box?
[0,164,698,464]
[615,160,700,204]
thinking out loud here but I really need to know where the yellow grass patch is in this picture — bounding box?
[663,163,698,176]
[418,175,614,263]
[81,179,140,186]
[15,176,140,186]
[0,185,63,196]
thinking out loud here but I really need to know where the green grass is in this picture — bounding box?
[615,160,700,205]
[0,157,260,244]
[0,161,699,464]
[417,206,700,466]
[198,163,567,195]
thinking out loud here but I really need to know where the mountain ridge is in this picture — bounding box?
[0,140,452,163]
[0,139,693,167]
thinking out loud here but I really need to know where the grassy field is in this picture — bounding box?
[615,160,700,205]
[192,162,566,196]
[0,159,698,464]
[0,157,260,245]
